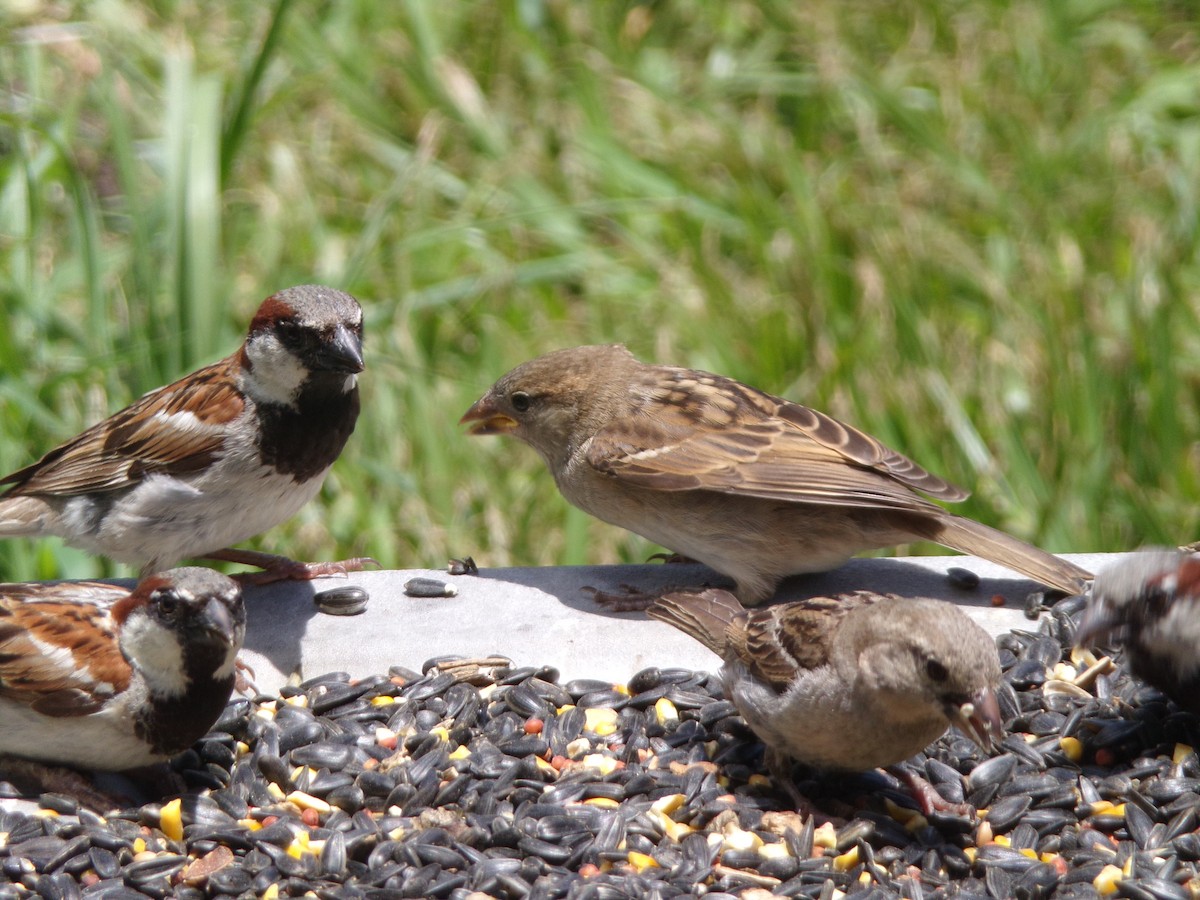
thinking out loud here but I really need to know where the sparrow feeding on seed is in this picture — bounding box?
[648,588,1002,814]
[1076,550,1200,714]
[0,285,374,584]
[648,588,1003,772]
[462,344,1091,606]
[0,567,244,775]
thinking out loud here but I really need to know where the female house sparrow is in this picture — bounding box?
[647,588,1003,774]
[462,344,1090,605]
[1076,550,1200,713]
[0,567,244,772]
[0,285,374,583]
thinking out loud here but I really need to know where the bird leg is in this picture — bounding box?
[582,583,665,612]
[646,552,699,565]
[888,764,974,818]
[202,548,381,585]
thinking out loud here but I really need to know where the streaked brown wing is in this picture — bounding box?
[0,584,134,716]
[586,367,967,511]
[0,359,243,497]
[730,591,887,691]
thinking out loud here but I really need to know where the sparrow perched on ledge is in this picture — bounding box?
[647,588,1003,776]
[0,285,374,584]
[1076,550,1200,714]
[461,344,1091,605]
[0,567,244,773]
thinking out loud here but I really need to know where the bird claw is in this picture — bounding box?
[208,548,380,586]
[646,552,698,565]
[582,584,659,612]
[892,765,976,818]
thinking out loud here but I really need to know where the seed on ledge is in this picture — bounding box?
[314,586,369,616]
[405,578,458,598]
[447,557,479,576]
[946,567,980,590]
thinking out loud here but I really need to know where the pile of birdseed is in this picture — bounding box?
[2,594,1199,899]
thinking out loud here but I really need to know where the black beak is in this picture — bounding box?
[197,597,238,643]
[318,323,365,374]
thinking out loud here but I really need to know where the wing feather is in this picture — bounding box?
[586,367,967,511]
[0,360,243,497]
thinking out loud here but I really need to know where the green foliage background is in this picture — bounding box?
[2,1,1198,581]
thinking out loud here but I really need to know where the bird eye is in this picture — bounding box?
[153,593,184,621]
[925,659,949,682]
[511,391,532,413]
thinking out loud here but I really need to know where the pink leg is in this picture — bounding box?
[204,548,380,586]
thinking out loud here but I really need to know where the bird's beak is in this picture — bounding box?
[197,597,237,642]
[318,323,365,374]
[460,397,517,435]
[946,685,1003,753]
[1074,598,1122,648]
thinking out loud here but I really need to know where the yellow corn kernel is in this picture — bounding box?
[581,753,619,775]
[651,794,686,816]
[1094,863,1123,894]
[628,851,659,872]
[833,846,860,872]
[721,828,763,853]
[159,798,183,842]
[813,822,837,849]
[584,707,619,736]
[1059,736,1084,762]
[654,698,679,727]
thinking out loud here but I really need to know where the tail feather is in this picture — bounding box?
[0,495,51,536]
[934,515,1092,595]
[646,588,746,657]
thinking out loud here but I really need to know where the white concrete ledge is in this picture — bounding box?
[240,552,1115,695]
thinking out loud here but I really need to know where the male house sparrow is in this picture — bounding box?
[0,567,244,772]
[648,588,1003,773]
[1076,550,1200,713]
[0,285,373,583]
[462,344,1090,605]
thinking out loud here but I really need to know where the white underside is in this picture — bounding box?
[54,444,329,572]
[0,685,162,770]
[724,661,947,771]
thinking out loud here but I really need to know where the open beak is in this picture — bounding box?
[946,685,1003,754]
[460,397,518,435]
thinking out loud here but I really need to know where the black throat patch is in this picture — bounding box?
[254,377,361,482]
[134,641,237,758]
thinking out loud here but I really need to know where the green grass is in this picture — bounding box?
[1,0,1198,582]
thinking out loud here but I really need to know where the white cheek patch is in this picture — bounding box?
[242,333,308,407]
[120,614,189,697]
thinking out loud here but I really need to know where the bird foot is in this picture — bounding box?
[891,766,975,818]
[234,657,259,696]
[582,584,660,612]
[646,552,699,565]
[205,548,381,585]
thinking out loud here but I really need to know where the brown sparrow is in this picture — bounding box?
[0,285,374,584]
[461,344,1091,605]
[648,588,1002,773]
[0,567,244,773]
[1076,550,1200,713]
